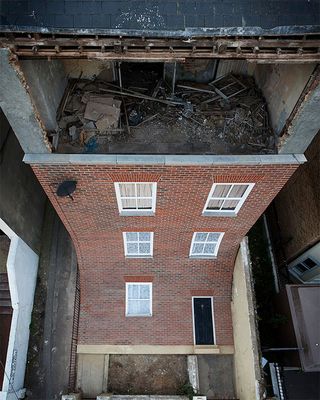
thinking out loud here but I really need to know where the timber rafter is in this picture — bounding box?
[1,32,320,62]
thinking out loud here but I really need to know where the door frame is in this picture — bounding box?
[192,296,216,346]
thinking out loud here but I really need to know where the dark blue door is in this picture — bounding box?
[193,297,214,345]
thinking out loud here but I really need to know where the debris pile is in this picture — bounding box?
[56,73,276,154]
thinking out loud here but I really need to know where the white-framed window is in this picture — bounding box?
[290,257,320,283]
[115,182,157,215]
[123,232,154,258]
[189,232,224,258]
[125,282,152,317]
[203,183,255,216]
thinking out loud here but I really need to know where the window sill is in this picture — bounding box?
[125,255,153,259]
[189,256,217,260]
[202,211,237,217]
[120,211,155,217]
[125,314,152,317]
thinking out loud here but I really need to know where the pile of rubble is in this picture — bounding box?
[56,73,276,154]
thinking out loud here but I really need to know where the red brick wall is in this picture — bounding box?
[31,163,298,346]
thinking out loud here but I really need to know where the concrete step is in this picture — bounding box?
[0,283,9,291]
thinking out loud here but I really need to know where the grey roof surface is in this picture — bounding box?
[0,0,320,35]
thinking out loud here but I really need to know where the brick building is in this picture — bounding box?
[1,1,320,399]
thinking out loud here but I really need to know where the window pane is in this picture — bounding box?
[212,184,231,198]
[127,284,139,299]
[122,198,137,209]
[294,263,308,273]
[127,243,138,254]
[126,232,138,241]
[207,199,223,210]
[207,232,221,242]
[137,198,152,209]
[195,232,208,242]
[139,243,151,254]
[221,199,238,210]
[139,299,151,314]
[228,184,248,198]
[204,243,216,255]
[137,183,153,197]
[139,285,150,299]
[139,232,151,241]
[119,183,136,197]
[127,299,141,314]
[304,258,317,269]
[192,243,204,254]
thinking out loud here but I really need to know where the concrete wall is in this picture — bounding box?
[20,60,67,131]
[0,109,46,253]
[231,239,261,400]
[254,63,316,135]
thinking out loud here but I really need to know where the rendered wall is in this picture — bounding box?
[254,63,316,135]
[20,59,67,131]
[0,110,46,254]
[29,161,299,347]
[231,240,261,400]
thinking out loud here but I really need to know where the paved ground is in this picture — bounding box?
[197,355,235,399]
[25,203,78,400]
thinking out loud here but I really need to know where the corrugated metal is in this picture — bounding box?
[216,60,249,79]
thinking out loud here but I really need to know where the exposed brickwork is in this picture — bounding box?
[30,163,298,346]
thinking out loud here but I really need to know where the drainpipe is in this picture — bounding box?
[263,214,280,293]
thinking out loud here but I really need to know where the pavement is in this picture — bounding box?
[24,203,78,400]
[197,355,235,399]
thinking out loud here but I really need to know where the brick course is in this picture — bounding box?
[31,163,298,346]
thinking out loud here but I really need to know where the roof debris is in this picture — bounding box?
[56,71,276,155]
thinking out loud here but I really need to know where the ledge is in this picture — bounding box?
[23,153,307,166]
[77,344,234,355]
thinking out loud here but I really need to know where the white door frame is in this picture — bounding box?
[192,296,216,346]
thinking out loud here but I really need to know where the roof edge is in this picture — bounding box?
[23,153,307,166]
[1,25,320,38]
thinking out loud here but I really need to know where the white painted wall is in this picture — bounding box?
[0,219,38,400]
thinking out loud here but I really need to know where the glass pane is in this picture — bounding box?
[126,232,138,241]
[207,232,221,242]
[139,285,150,299]
[304,258,317,269]
[137,198,152,209]
[294,263,308,274]
[192,243,204,254]
[119,183,136,197]
[139,232,151,241]
[139,299,151,314]
[194,232,207,242]
[127,243,138,254]
[207,199,223,210]
[139,243,151,254]
[137,183,153,197]
[221,199,238,210]
[204,243,216,255]
[127,284,139,299]
[122,198,137,209]
[228,184,248,198]
[212,184,231,198]
[127,299,141,314]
